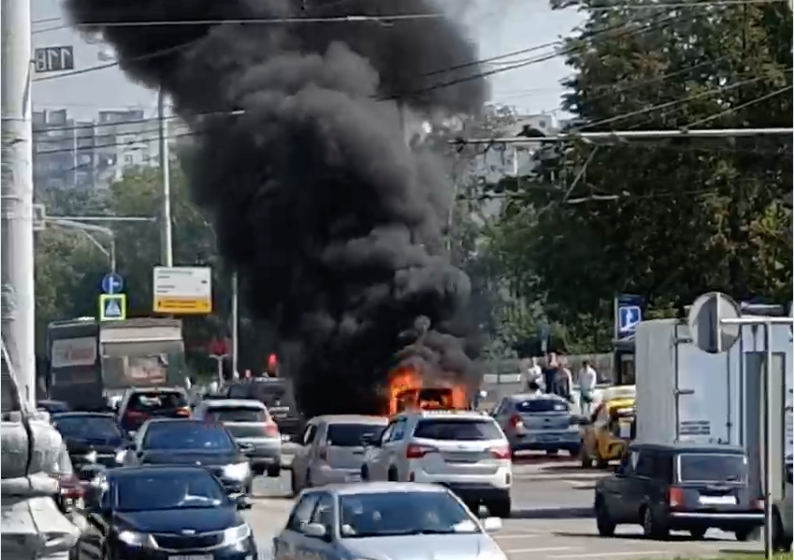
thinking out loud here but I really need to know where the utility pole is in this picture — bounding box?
[157,89,173,267]
[1,0,37,408]
[231,272,239,377]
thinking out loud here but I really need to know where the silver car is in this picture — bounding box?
[272,482,506,560]
[192,398,282,477]
[491,393,581,457]
[291,415,388,494]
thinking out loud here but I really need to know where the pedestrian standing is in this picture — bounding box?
[577,360,597,415]
[523,357,543,391]
[543,352,559,394]
[556,357,573,401]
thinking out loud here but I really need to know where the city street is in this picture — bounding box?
[245,453,764,560]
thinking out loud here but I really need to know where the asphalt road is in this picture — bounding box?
[246,452,764,560]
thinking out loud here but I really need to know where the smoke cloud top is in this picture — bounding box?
[65,0,488,416]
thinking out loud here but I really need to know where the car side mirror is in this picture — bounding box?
[482,517,502,533]
[303,523,328,539]
[234,495,253,510]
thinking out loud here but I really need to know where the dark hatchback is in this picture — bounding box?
[75,466,255,560]
[51,412,132,478]
[594,442,763,541]
[125,419,255,494]
[224,378,303,438]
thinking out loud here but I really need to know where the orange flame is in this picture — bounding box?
[384,366,468,416]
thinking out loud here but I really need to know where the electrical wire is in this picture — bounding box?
[684,83,794,127]
[582,0,786,10]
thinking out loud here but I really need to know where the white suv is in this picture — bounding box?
[360,409,512,517]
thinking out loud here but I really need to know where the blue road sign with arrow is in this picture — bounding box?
[99,294,127,321]
[618,305,642,334]
[101,273,124,295]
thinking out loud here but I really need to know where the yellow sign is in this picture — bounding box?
[153,296,212,314]
[99,294,127,321]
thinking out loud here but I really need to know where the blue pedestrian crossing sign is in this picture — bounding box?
[99,294,127,321]
[101,272,124,295]
[618,305,642,334]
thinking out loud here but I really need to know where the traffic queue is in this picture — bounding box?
[38,371,792,560]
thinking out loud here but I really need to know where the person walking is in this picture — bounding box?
[577,360,597,415]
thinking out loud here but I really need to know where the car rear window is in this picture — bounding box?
[128,391,187,412]
[327,423,385,447]
[515,399,568,413]
[413,419,503,441]
[208,406,266,423]
[678,453,748,483]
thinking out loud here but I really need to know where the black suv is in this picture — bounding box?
[223,378,303,439]
[594,441,764,541]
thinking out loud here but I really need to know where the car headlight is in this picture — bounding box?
[221,523,252,546]
[115,450,126,464]
[117,530,157,548]
[85,450,98,464]
[222,462,251,480]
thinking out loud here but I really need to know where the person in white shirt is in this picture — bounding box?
[577,360,598,415]
[524,357,543,391]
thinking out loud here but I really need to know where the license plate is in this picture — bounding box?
[444,453,478,463]
[536,434,557,442]
[699,495,736,505]
[170,555,212,560]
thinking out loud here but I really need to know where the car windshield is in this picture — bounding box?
[209,406,267,423]
[115,471,227,512]
[515,399,568,413]
[678,453,748,483]
[327,424,385,447]
[339,491,478,538]
[413,419,502,441]
[128,391,187,413]
[143,423,236,451]
[53,416,123,441]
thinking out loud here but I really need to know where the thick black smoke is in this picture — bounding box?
[65,0,488,416]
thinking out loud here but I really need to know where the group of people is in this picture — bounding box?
[522,352,598,414]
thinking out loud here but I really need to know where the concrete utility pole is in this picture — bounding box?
[157,89,174,267]
[1,0,37,408]
[231,272,239,377]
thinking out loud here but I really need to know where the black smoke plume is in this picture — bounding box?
[64,0,488,416]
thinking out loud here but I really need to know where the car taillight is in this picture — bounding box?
[125,409,148,420]
[406,444,437,459]
[175,406,190,417]
[263,422,279,437]
[318,446,328,460]
[509,415,524,429]
[667,486,683,508]
[751,498,765,510]
[54,475,85,499]
[489,445,511,460]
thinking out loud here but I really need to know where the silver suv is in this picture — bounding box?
[291,415,388,495]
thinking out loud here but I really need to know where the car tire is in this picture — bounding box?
[568,444,581,458]
[387,467,398,481]
[546,449,559,456]
[267,463,281,478]
[642,505,669,540]
[361,465,369,481]
[734,528,754,542]
[689,528,707,540]
[595,456,610,469]
[489,496,512,519]
[244,481,253,495]
[290,470,299,496]
[772,509,792,552]
[595,498,616,537]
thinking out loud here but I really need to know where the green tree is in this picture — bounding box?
[490,0,792,351]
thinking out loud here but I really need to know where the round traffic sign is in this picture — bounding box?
[688,292,741,354]
[208,338,228,357]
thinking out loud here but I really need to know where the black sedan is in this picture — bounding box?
[76,465,255,560]
[51,412,132,478]
[123,419,255,494]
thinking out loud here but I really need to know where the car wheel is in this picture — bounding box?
[689,528,707,540]
[595,498,616,537]
[734,528,753,542]
[546,449,559,456]
[595,456,610,469]
[488,496,512,519]
[290,470,299,496]
[267,464,281,478]
[244,481,253,495]
[772,509,792,552]
[568,444,581,458]
[642,505,669,540]
[387,467,398,481]
[361,465,369,481]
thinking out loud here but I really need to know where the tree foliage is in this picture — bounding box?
[489,0,792,352]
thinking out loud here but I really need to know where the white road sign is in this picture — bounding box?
[152,266,212,314]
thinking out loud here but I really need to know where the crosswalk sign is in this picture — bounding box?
[99,294,127,321]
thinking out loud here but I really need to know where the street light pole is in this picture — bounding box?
[231,272,239,377]
[1,0,37,408]
[50,219,117,273]
[158,89,174,267]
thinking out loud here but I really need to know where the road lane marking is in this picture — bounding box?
[495,534,543,539]
[505,547,578,554]
[547,551,669,559]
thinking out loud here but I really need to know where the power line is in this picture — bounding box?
[686,83,793,127]
[582,0,787,10]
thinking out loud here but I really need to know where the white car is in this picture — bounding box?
[291,415,388,495]
[360,410,512,517]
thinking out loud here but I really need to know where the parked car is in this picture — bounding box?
[273,482,505,560]
[491,393,581,457]
[291,415,387,494]
[594,442,763,540]
[192,398,282,477]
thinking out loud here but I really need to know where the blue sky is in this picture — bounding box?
[31,0,585,119]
